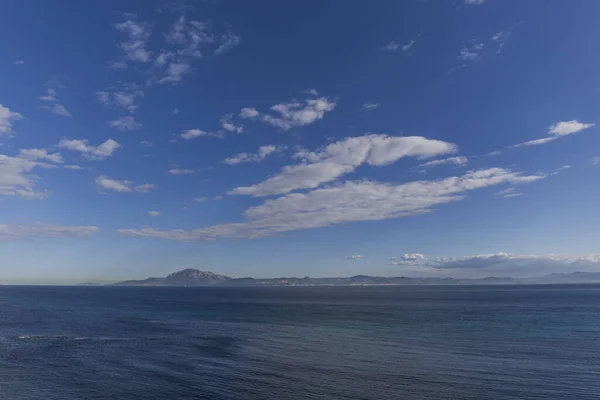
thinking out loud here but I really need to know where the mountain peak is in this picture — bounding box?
[162,269,231,286]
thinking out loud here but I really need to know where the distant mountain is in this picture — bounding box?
[163,269,231,286]
[114,269,230,286]
[521,271,600,284]
[113,269,600,287]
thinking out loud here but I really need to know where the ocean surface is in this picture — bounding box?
[1,285,599,399]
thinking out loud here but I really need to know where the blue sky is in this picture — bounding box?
[2,0,600,283]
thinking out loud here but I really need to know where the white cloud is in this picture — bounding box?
[14,60,25,65]
[465,0,487,4]
[213,195,223,200]
[215,32,241,55]
[240,107,259,119]
[114,19,152,63]
[108,116,141,131]
[96,84,144,113]
[363,103,379,111]
[223,145,279,165]
[172,108,180,115]
[457,42,484,61]
[148,211,161,217]
[383,41,399,51]
[64,165,83,170]
[96,175,132,192]
[416,156,468,169]
[261,96,337,131]
[150,17,239,84]
[495,187,522,198]
[58,138,120,160]
[592,156,600,165]
[384,40,415,52]
[39,82,71,117]
[109,60,128,70]
[0,224,99,241]
[96,91,109,104]
[549,120,595,136]
[180,129,222,140]
[41,103,72,117]
[135,183,157,193]
[118,167,544,241]
[194,196,208,203]
[490,31,510,54]
[165,17,212,56]
[0,154,52,199]
[168,168,194,175]
[345,254,364,260]
[220,114,243,133]
[18,149,63,164]
[302,89,319,96]
[509,137,557,148]
[0,104,24,135]
[158,62,191,84]
[402,40,416,52]
[389,253,427,265]
[95,175,156,193]
[230,134,457,197]
[510,120,595,148]
[140,140,153,147]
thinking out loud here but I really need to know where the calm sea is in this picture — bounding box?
[0,285,599,399]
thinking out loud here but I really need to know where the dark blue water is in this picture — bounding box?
[1,285,599,399]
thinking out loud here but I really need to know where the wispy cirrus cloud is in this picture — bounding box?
[168,168,195,175]
[383,40,415,53]
[0,224,99,241]
[95,175,156,193]
[118,167,544,241]
[39,81,72,117]
[151,16,240,84]
[362,103,380,111]
[180,129,223,140]
[510,120,595,148]
[490,31,511,54]
[415,156,468,170]
[215,32,241,55]
[495,187,522,198]
[223,145,281,165]
[457,42,484,61]
[230,134,457,197]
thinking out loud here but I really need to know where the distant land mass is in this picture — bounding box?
[112,269,600,287]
